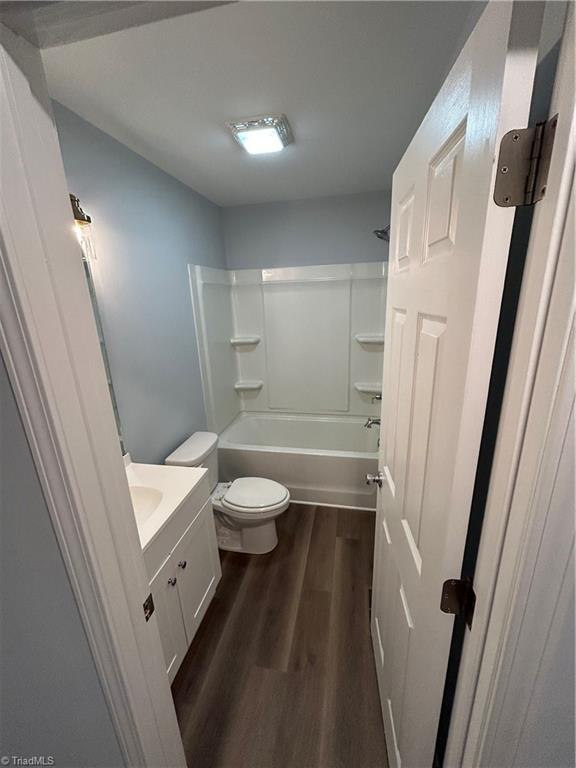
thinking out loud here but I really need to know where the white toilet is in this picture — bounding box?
[165,432,290,554]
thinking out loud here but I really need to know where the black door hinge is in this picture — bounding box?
[440,577,476,629]
[143,593,155,622]
[493,114,558,207]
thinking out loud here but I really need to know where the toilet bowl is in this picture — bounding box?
[165,432,289,554]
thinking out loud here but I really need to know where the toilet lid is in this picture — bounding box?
[223,477,288,510]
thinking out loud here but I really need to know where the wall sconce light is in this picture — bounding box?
[70,194,91,224]
[70,193,95,260]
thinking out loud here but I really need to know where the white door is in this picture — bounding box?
[370,4,546,766]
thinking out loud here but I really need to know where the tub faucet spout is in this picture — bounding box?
[364,418,381,429]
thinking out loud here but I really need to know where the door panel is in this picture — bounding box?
[402,313,447,570]
[424,122,466,263]
[371,3,544,765]
[383,308,407,489]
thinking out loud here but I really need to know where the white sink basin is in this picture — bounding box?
[129,485,163,523]
[125,458,208,550]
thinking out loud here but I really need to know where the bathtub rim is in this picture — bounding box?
[218,410,379,459]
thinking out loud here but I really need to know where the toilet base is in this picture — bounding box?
[214,515,278,555]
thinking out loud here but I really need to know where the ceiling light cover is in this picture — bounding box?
[228,114,293,155]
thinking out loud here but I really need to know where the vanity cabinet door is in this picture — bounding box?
[149,557,188,683]
[172,500,221,644]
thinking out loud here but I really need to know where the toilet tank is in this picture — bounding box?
[165,431,219,490]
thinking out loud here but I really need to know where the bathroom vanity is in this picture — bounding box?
[126,459,221,681]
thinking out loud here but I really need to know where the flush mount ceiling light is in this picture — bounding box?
[227,114,293,155]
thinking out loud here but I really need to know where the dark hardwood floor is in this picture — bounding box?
[172,504,388,768]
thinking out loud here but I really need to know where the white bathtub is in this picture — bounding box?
[218,412,379,510]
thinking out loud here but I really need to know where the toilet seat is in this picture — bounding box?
[221,477,289,516]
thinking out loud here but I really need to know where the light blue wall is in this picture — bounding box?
[54,105,389,462]
[223,190,390,270]
[0,353,125,767]
[54,102,225,463]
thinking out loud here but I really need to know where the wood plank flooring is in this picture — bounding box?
[172,504,388,768]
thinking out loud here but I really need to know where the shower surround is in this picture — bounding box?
[189,261,387,509]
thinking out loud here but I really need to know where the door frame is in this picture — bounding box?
[445,5,574,764]
[0,23,186,767]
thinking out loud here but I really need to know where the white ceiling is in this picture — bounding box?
[0,2,230,48]
[43,2,483,207]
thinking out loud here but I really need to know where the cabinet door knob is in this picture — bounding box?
[178,560,187,569]
[167,577,177,586]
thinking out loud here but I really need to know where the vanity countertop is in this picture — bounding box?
[126,460,208,551]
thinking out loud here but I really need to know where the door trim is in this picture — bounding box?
[435,2,568,763]
[0,24,185,767]
[445,5,574,764]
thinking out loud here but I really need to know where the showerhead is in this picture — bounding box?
[373,225,390,242]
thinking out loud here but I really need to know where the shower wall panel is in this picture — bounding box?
[191,262,387,429]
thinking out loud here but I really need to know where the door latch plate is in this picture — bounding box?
[440,577,476,629]
[494,115,558,207]
[143,593,155,622]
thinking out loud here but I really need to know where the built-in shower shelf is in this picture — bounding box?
[354,333,384,345]
[230,336,261,347]
[354,382,383,396]
[234,380,264,392]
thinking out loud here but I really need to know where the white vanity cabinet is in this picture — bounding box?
[150,554,188,680]
[171,501,221,644]
[149,498,221,682]
[132,465,221,683]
